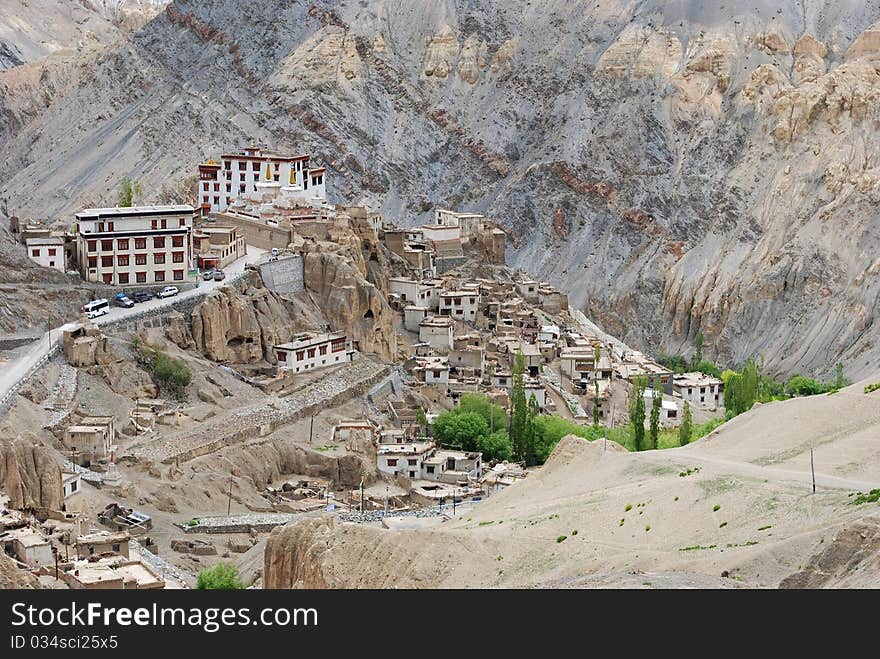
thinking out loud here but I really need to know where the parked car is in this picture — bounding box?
[131,291,154,303]
[157,286,179,299]
[202,269,216,281]
[212,270,226,281]
[114,293,134,308]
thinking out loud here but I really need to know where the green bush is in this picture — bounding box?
[556,535,567,543]
[864,383,880,394]
[132,339,192,399]
[196,563,244,590]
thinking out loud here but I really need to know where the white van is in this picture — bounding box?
[82,298,110,319]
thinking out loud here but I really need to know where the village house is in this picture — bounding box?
[26,235,67,272]
[404,305,431,332]
[417,356,450,386]
[537,283,569,313]
[192,225,247,270]
[273,332,355,373]
[448,345,485,376]
[421,449,482,484]
[76,530,131,559]
[524,378,548,410]
[63,557,165,590]
[75,205,197,286]
[197,146,327,214]
[61,470,82,500]
[673,372,725,409]
[438,290,479,323]
[642,389,680,427]
[63,416,115,466]
[515,277,540,304]
[510,341,542,376]
[389,277,439,308]
[0,527,53,568]
[617,351,673,391]
[419,316,455,353]
[331,420,376,451]
[377,442,435,480]
[491,369,512,389]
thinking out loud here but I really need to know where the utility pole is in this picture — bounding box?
[226,476,233,515]
[810,447,816,494]
[309,414,314,444]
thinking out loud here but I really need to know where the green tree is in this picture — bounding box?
[649,377,661,450]
[458,392,505,434]
[431,411,488,452]
[415,407,427,434]
[679,401,692,446]
[196,563,244,590]
[629,376,647,451]
[509,349,528,461]
[117,176,142,207]
[834,362,849,390]
[475,430,513,462]
[592,378,600,428]
[693,330,703,367]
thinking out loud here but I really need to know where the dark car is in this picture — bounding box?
[131,291,154,303]
[114,293,134,308]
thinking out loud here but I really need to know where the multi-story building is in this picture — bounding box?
[273,332,355,373]
[192,226,247,270]
[75,206,197,287]
[438,290,479,323]
[419,316,454,353]
[673,372,725,410]
[197,146,327,214]
[26,235,66,272]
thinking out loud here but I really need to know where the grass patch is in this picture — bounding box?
[619,518,625,526]
[679,466,701,478]
[726,540,758,548]
[719,521,728,528]
[571,530,578,536]
[625,504,632,512]
[185,518,199,527]
[644,525,651,532]
[864,383,880,394]
[674,496,679,502]
[713,504,721,512]
[313,444,339,452]
[478,520,496,526]
[556,535,567,543]
[757,525,773,531]
[679,544,716,551]
[853,489,880,505]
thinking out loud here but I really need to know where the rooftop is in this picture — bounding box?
[274,331,346,350]
[76,205,194,218]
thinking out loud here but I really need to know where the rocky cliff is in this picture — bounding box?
[0,436,61,510]
[3,1,880,378]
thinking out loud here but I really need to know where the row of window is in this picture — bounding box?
[100,270,184,285]
[87,252,185,268]
[92,218,187,232]
[31,248,58,257]
[87,236,185,252]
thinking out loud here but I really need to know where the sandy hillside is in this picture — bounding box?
[265,376,880,588]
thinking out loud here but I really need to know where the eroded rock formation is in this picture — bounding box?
[0,436,61,510]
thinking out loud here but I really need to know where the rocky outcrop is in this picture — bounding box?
[90,361,158,399]
[0,552,40,589]
[303,251,397,361]
[190,274,297,363]
[0,436,61,510]
[780,518,880,588]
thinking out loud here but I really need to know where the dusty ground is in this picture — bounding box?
[265,375,880,588]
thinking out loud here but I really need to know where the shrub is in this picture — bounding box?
[556,535,567,543]
[571,530,578,536]
[196,563,244,590]
[713,504,721,512]
[624,504,632,512]
[864,383,880,394]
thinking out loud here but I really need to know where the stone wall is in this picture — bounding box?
[258,255,305,294]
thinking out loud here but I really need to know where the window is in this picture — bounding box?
[48,248,57,256]
[151,219,158,229]
[135,254,147,265]
[136,271,147,283]
[387,459,398,467]
[172,252,184,263]
[173,269,183,281]
[119,273,129,284]
[213,183,219,192]
[102,273,112,284]
[153,237,165,249]
[161,219,167,229]
[98,222,104,232]
[408,459,417,466]
[238,161,246,170]
[252,161,260,171]
[296,351,305,361]
[101,240,113,251]
[319,345,328,356]
[224,160,231,169]
[154,253,165,264]
[180,218,186,227]
[117,239,128,251]
[49,261,55,267]
[307,348,316,359]
[101,256,113,267]
[31,249,39,257]
[172,235,183,247]
[118,255,129,266]
[203,182,209,191]
[203,195,209,204]
[239,184,246,193]
[277,351,287,362]
[135,238,146,250]
[226,183,231,192]
[88,257,97,269]
[112,544,120,553]
[155,271,165,282]
[409,471,416,478]
[87,240,97,253]
[426,466,435,474]
[214,196,219,205]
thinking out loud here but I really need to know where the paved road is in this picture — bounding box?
[0,248,266,407]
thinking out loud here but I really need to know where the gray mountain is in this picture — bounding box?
[2,0,880,379]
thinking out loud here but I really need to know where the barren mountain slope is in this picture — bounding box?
[2,1,880,378]
[264,376,880,589]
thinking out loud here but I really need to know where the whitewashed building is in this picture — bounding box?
[273,332,355,373]
[643,389,680,427]
[75,205,196,287]
[673,372,724,410]
[438,290,479,323]
[198,146,327,214]
[26,236,66,272]
[419,316,454,353]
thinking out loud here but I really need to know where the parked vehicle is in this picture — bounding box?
[156,286,179,299]
[114,293,134,308]
[212,270,226,281]
[131,291,154,303]
[82,298,110,319]
[202,269,215,281]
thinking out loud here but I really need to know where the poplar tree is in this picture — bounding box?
[649,377,661,450]
[630,377,647,451]
[679,401,692,446]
